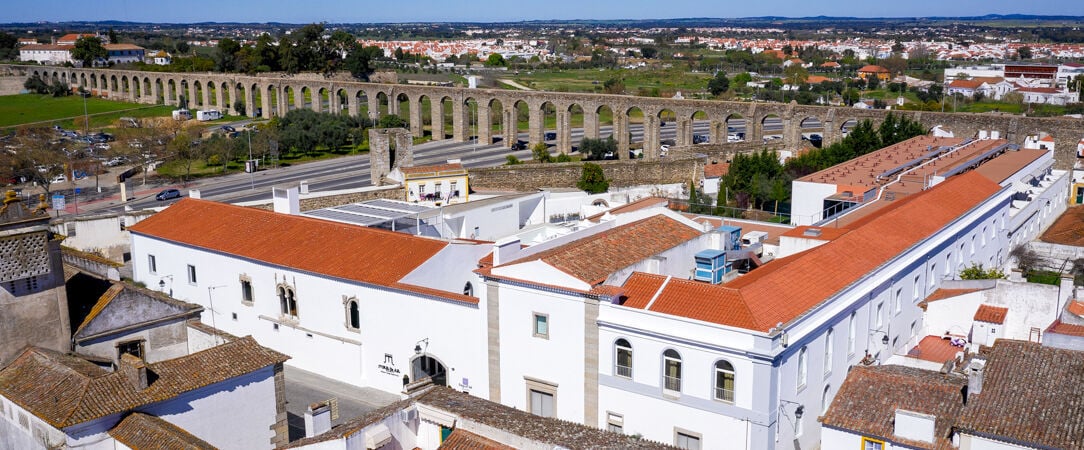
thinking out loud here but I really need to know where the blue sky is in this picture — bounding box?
[6,0,1083,24]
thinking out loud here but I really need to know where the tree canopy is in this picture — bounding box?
[71,36,107,67]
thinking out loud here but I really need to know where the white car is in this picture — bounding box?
[660,144,670,156]
[49,174,66,184]
[727,134,742,143]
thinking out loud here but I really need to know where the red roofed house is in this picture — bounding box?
[857,65,891,81]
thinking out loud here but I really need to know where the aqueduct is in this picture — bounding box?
[6,64,1083,169]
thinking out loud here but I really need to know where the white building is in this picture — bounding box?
[124,135,1068,449]
[0,336,289,450]
[19,44,73,65]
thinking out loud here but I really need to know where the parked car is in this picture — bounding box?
[544,132,557,140]
[49,174,66,184]
[155,189,182,201]
[104,157,127,167]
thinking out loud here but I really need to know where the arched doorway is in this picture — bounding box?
[411,353,447,386]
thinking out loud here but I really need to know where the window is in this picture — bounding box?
[876,303,883,328]
[117,340,144,360]
[913,274,921,302]
[615,339,633,378]
[824,329,833,375]
[607,412,624,434]
[240,279,253,304]
[946,253,953,276]
[187,264,197,285]
[529,389,554,417]
[714,360,735,402]
[148,254,157,274]
[344,297,360,331]
[822,385,832,414]
[533,313,549,338]
[929,263,937,287]
[848,312,856,355]
[278,285,298,318]
[862,437,885,450]
[663,349,682,393]
[796,346,808,390]
[971,235,977,255]
[894,288,902,314]
[675,431,701,450]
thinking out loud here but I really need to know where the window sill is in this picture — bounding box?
[241,300,253,307]
[662,389,681,399]
[533,333,549,340]
[796,383,807,394]
[345,326,360,334]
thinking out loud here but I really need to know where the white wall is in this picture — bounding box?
[131,234,489,397]
[0,396,67,449]
[790,181,838,226]
[140,366,279,450]
[960,433,1034,450]
[76,319,191,364]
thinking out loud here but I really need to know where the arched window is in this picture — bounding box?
[714,360,735,403]
[797,346,808,389]
[615,339,632,378]
[822,384,832,414]
[663,349,682,393]
[278,284,298,318]
[344,298,360,331]
[824,328,834,375]
[463,282,474,297]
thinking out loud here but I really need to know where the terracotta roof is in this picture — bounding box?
[499,215,701,286]
[104,44,144,51]
[820,365,966,450]
[128,199,451,291]
[439,429,515,450]
[920,287,989,306]
[622,272,758,329]
[805,75,831,84]
[858,64,890,73]
[948,79,984,89]
[20,44,73,51]
[780,225,851,241]
[0,336,288,428]
[973,304,1008,324]
[1046,320,1084,337]
[109,413,216,450]
[956,340,1084,449]
[906,335,966,364]
[1039,205,1084,247]
[623,171,1002,331]
[820,61,841,67]
[1068,300,1084,318]
[704,161,729,178]
[973,149,1046,184]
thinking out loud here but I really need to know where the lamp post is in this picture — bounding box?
[157,275,173,296]
[779,399,805,432]
[207,285,227,345]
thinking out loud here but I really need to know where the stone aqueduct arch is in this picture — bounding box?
[7,64,1083,168]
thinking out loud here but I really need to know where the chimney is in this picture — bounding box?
[304,400,332,437]
[272,186,300,215]
[492,237,521,266]
[967,359,986,398]
[119,353,151,390]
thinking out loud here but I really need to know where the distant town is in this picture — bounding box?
[1,14,1083,450]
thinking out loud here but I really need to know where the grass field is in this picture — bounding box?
[0,94,173,130]
[511,65,712,96]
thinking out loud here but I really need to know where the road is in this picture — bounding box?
[73,116,839,213]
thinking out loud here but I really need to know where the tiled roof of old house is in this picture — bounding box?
[128,199,457,295]
[438,429,516,449]
[820,365,966,450]
[956,341,1084,449]
[973,304,1008,324]
[0,336,287,428]
[496,215,701,286]
[109,413,217,450]
[619,171,1002,331]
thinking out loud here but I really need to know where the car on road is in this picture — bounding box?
[155,189,182,201]
[544,132,556,140]
[104,156,127,167]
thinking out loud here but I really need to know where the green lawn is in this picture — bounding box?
[0,94,172,129]
[512,65,711,96]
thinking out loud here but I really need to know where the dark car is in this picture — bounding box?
[155,189,182,201]
[544,132,557,140]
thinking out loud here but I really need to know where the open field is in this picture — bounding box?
[0,94,174,130]
[510,65,712,96]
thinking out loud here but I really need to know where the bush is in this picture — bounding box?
[577,163,609,194]
[1027,271,1061,286]
[505,155,522,165]
[531,143,552,163]
[958,263,1006,280]
[555,153,573,163]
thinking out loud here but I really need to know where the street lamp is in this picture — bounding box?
[157,275,173,296]
[414,338,429,356]
[779,399,805,432]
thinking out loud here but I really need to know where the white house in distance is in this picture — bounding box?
[19,44,73,65]
[125,131,1067,448]
[145,50,172,65]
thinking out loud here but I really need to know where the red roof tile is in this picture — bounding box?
[621,171,1002,331]
[1068,300,1084,318]
[920,287,989,307]
[1046,320,1084,337]
[128,199,451,290]
[974,304,1008,324]
[704,161,729,178]
[1040,205,1084,247]
[906,335,966,364]
[109,413,216,450]
[501,215,701,286]
[439,429,515,450]
[858,65,890,73]
[821,365,966,450]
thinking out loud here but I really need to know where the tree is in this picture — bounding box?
[531,143,552,163]
[71,36,107,67]
[733,72,753,88]
[377,114,407,128]
[345,43,383,81]
[167,126,204,186]
[0,32,18,61]
[579,136,616,160]
[640,47,658,59]
[485,53,506,67]
[215,38,241,72]
[108,28,118,45]
[23,74,49,94]
[602,78,625,95]
[577,163,609,194]
[707,71,730,96]
[174,41,190,55]
[783,65,809,88]
[1017,46,1033,59]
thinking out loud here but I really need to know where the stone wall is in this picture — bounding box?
[470,156,705,191]
[248,185,404,211]
[0,77,24,96]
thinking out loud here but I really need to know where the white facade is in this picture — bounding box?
[19,46,72,65]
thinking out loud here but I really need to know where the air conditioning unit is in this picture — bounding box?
[399,408,418,423]
[694,249,730,284]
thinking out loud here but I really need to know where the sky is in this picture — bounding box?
[5,0,1084,24]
